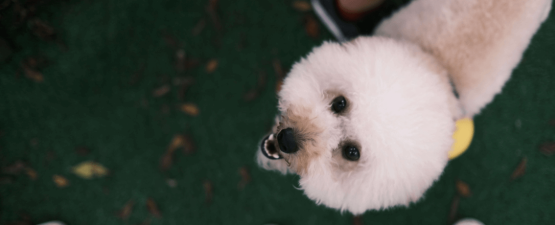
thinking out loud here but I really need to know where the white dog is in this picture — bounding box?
[257,0,552,215]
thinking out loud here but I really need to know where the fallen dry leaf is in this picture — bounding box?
[511,157,527,180]
[203,180,213,203]
[22,65,44,82]
[292,1,312,12]
[159,152,173,171]
[304,15,320,38]
[168,134,196,154]
[2,161,27,174]
[146,198,162,217]
[206,0,222,31]
[205,59,218,73]
[192,18,207,36]
[180,103,200,116]
[53,174,69,188]
[72,161,109,179]
[353,215,363,225]
[30,19,56,41]
[116,200,134,219]
[448,195,460,224]
[168,134,184,153]
[26,168,37,180]
[21,57,47,83]
[160,134,196,171]
[540,142,555,156]
[455,180,471,197]
[237,167,251,189]
[153,85,171,97]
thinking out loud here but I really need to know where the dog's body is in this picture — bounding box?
[377,0,552,117]
[257,0,551,215]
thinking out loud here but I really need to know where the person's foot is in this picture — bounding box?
[311,0,399,42]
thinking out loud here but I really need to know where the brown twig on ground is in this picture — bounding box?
[146,198,162,217]
[447,195,460,224]
[206,0,222,32]
[152,85,171,97]
[192,18,207,36]
[237,167,251,189]
[116,200,135,219]
[540,142,555,156]
[203,180,213,203]
[511,157,527,180]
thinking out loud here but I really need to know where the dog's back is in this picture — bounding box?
[376,0,552,117]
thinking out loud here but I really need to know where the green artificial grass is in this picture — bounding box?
[1,0,555,224]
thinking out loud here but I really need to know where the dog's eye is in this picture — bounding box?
[342,145,360,161]
[331,96,347,113]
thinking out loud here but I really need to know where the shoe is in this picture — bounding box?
[453,218,484,225]
[311,0,403,42]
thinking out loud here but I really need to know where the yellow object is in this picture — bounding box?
[448,118,474,160]
[72,161,109,179]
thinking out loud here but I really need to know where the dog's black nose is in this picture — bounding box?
[277,128,298,153]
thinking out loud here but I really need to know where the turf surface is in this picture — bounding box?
[1,0,555,224]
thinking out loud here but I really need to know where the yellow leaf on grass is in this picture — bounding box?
[53,175,69,187]
[72,161,109,179]
[180,103,199,116]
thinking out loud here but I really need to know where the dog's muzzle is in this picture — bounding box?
[260,134,282,160]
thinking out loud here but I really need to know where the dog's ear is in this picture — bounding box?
[376,0,551,117]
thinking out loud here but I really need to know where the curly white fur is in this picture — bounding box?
[257,0,551,215]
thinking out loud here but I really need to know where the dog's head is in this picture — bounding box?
[257,37,457,214]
